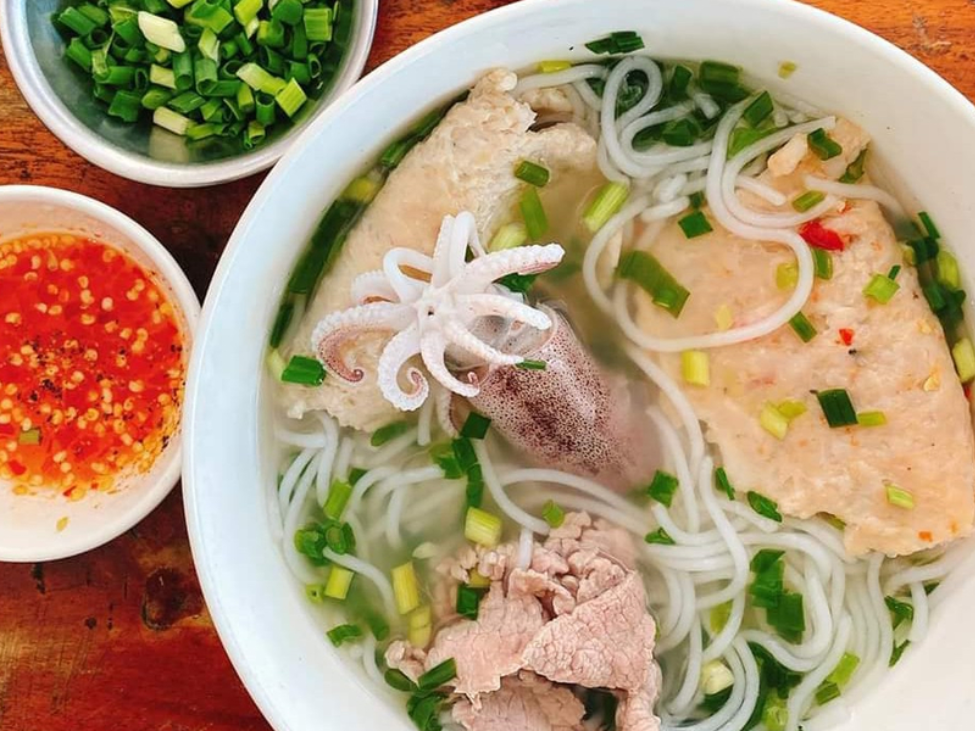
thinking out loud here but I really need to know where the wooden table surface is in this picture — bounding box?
[0,1,973,729]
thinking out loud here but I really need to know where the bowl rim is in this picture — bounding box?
[0,0,379,189]
[183,0,975,728]
[0,184,201,562]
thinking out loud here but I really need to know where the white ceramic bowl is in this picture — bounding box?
[0,186,199,562]
[0,0,378,188]
[184,0,975,729]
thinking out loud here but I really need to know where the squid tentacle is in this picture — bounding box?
[420,330,480,398]
[310,302,411,383]
[384,248,434,301]
[459,293,554,330]
[377,325,428,411]
[456,243,565,294]
[442,319,523,366]
[351,270,398,304]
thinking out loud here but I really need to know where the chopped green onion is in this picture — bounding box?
[742,91,773,127]
[18,428,41,446]
[689,190,705,209]
[751,549,785,573]
[271,0,303,25]
[584,30,645,55]
[776,262,799,289]
[58,7,99,36]
[499,272,537,294]
[456,585,485,620]
[678,210,713,239]
[149,64,177,89]
[715,467,735,500]
[885,595,915,627]
[515,160,550,187]
[233,0,263,25]
[918,211,941,239]
[326,623,363,647]
[728,127,773,158]
[618,250,691,318]
[371,421,410,447]
[324,566,354,600]
[776,400,807,420]
[465,507,503,548]
[257,19,286,49]
[488,223,528,252]
[856,411,887,427]
[107,91,141,122]
[275,77,307,117]
[647,470,679,507]
[767,590,805,641]
[520,187,548,240]
[341,176,381,204]
[280,355,325,386]
[908,236,940,265]
[749,550,785,607]
[453,438,478,473]
[391,562,421,615]
[236,62,286,94]
[778,61,798,78]
[644,527,675,545]
[538,59,572,73]
[863,273,899,304]
[710,601,733,633]
[759,403,790,441]
[839,148,867,183]
[890,640,910,666]
[681,350,710,387]
[788,312,817,342]
[698,60,748,102]
[669,65,692,98]
[816,389,858,428]
[661,117,703,147]
[516,359,547,371]
[747,491,782,522]
[460,412,491,440]
[812,249,833,280]
[936,250,961,290]
[303,7,333,42]
[815,681,841,705]
[137,11,186,53]
[304,584,326,603]
[385,669,417,693]
[807,128,842,160]
[542,500,565,528]
[185,1,234,33]
[953,338,975,382]
[323,480,353,520]
[408,689,446,730]
[583,182,629,232]
[714,303,733,331]
[242,120,265,148]
[418,658,457,691]
[198,27,220,62]
[152,106,192,135]
[885,483,915,510]
[408,605,433,648]
[700,660,735,696]
[792,190,825,212]
[827,652,861,687]
[762,696,789,731]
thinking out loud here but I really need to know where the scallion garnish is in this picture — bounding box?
[453,438,478,473]
[326,623,363,647]
[371,421,410,447]
[812,248,833,280]
[727,127,773,158]
[885,595,915,627]
[456,585,486,620]
[815,681,841,706]
[776,262,799,290]
[430,441,463,479]
[742,91,773,127]
[647,470,679,507]
[698,60,749,102]
[418,658,458,691]
[856,411,887,427]
[618,250,691,318]
[661,117,703,147]
[759,403,790,441]
[689,190,705,209]
[303,6,333,41]
[584,30,645,55]
[749,549,785,607]
[885,483,915,510]
[520,187,548,240]
[710,602,733,633]
[936,250,961,290]
[863,273,900,304]
[542,500,565,528]
[678,210,713,239]
[516,359,547,371]
[645,527,675,545]
[815,389,858,428]
[890,640,910,667]
[391,562,421,615]
[807,128,843,160]
[766,590,805,642]
[460,412,491,440]
[408,690,447,731]
[918,211,941,239]
[489,222,528,252]
[778,61,798,78]
[669,65,693,99]
[715,467,735,500]
[839,148,867,183]
[747,491,783,522]
[385,669,418,693]
[788,312,817,343]
[465,464,484,508]
[680,350,710,387]
[498,272,538,294]
[538,59,572,73]
[514,160,550,187]
[465,507,503,547]
[280,355,326,386]
[777,400,807,420]
[888,264,901,280]
[952,338,975,382]
[305,584,327,603]
[323,479,353,520]
[792,190,825,213]
[324,565,355,599]
[583,182,629,232]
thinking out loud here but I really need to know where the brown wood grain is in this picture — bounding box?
[0,0,973,729]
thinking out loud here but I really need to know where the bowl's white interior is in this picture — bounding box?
[0,187,199,562]
[184,0,975,729]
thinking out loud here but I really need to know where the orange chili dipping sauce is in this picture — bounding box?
[0,233,185,500]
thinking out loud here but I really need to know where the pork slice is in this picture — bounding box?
[385,640,427,682]
[546,512,637,569]
[423,583,547,697]
[615,663,663,731]
[452,671,586,731]
[281,69,598,429]
[522,573,656,692]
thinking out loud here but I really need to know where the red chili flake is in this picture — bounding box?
[799,220,845,251]
[965,383,972,400]
[838,328,855,346]
[919,531,933,542]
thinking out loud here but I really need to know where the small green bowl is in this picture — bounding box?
[0,1,377,187]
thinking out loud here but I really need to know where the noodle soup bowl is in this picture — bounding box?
[184,0,975,729]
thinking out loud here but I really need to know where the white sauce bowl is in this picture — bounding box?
[183,0,975,728]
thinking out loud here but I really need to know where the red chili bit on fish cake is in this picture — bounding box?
[0,233,185,499]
